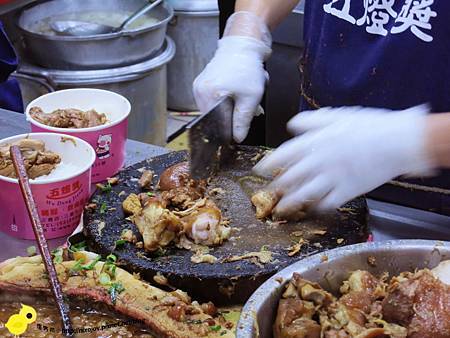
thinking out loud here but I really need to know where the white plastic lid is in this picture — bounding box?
[166,0,218,11]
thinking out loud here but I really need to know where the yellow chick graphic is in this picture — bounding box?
[5,304,37,336]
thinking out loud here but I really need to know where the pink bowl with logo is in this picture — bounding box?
[0,133,96,239]
[25,88,131,183]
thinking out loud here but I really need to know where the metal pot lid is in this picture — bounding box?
[166,0,218,12]
[17,37,175,86]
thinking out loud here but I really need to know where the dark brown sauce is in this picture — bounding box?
[0,302,153,338]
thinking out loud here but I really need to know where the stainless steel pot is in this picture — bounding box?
[167,10,218,111]
[17,37,176,146]
[237,239,450,338]
[16,0,174,70]
[11,72,55,108]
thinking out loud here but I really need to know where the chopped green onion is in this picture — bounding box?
[69,241,87,253]
[69,256,101,274]
[115,239,127,247]
[108,282,125,305]
[51,247,64,264]
[105,263,116,278]
[27,246,37,256]
[106,254,117,263]
[220,331,227,336]
[97,182,112,193]
[112,281,125,293]
[209,325,221,332]
[54,256,63,264]
[100,254,118,279]
[146,192,155,197]
[82,256,101,270]
[69,259,84,274]
[99,272,111,286]
[99,202,108,214]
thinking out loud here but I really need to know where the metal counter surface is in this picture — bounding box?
[0,108,168,261]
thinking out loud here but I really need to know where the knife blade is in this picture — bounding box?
[187,96,234,179]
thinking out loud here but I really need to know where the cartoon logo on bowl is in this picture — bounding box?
[96,134,112,159]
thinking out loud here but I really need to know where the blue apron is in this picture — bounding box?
[302,0,449,112]
[0,21,22,112]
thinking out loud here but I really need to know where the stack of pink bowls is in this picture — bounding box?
[0,88,130,239]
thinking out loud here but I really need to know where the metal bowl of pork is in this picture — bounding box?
[16,0,174,70]
[236,239,450,338]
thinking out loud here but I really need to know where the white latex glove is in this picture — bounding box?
[253,106,436,216]
[193,11,272,143]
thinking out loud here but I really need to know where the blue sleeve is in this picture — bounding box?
[0,21,18,83]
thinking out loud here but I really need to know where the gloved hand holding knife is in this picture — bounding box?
[193,10,272,143]
[193,0,450,219]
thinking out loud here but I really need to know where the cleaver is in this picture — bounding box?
[187,96,234,179]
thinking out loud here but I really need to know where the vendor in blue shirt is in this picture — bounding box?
[193,0,450,219]
[0,21,23,113]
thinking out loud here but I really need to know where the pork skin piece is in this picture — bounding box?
[288,273,334,307]
[85,109,107,127]
[0,255,233,338]
[273,298,320,338]
[159,161,191,191]
[30,106,107,128]
[181,201,226,246]
[251,190,280,219]
[133,197,182,252]
[138,169,154,189]
[274,273,332,338]
[122,193,143,215]
[251,189,307,221]
[382,270,450,338]
[275,272,407,338]
[159,162,206,208]
[162,186,204,209]
[0,138,61,179]
[339,270,385,314]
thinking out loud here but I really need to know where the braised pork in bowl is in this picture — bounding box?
[237,240,450,338]
[25,88,131,183]
[0,133,95,239]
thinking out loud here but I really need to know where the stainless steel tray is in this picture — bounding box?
[237,240,450,338]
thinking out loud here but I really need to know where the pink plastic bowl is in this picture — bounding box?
[0,133,96,240]
[25,88,131,183]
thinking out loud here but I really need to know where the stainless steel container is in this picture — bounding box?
[16,0,174,70]
[237,239,450,338]
[167,9,218,111]
[166,0,218,11]
[11,72,55,108]
[17,38,176,146]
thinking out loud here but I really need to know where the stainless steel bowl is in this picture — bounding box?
[237,240,450,338]
[16,0,174,70]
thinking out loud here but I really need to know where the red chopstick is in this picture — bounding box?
[10,145,73,337]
